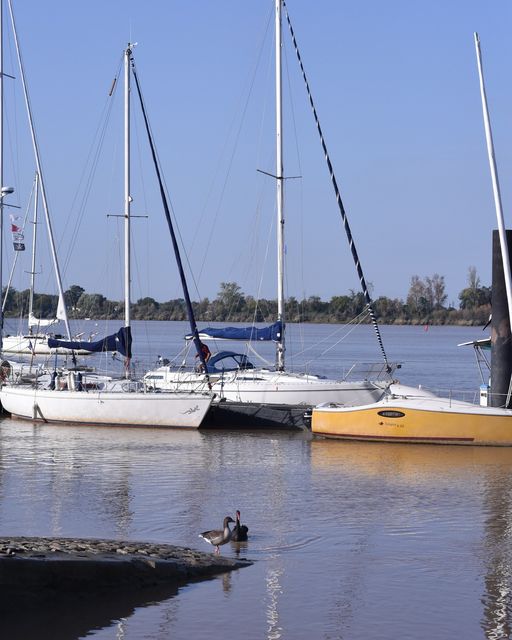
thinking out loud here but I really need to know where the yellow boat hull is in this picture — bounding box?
[312,400,512,446]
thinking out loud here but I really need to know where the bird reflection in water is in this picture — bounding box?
[222,572,232,593]
[231,540,249,558]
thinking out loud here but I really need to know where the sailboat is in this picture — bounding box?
[144,0,395,428]
[0,34,214,428]
[2,174,93,357]
[311,33,512,446]
[0,0,94,360]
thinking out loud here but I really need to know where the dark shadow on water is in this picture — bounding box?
[0,582,180,640]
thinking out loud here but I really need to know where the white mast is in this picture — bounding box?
[28,171,38,322]
[474,33,512,334]
[124,45,131,331]
[275,0,285,371]
[0,0,4,351]
[8,0,71,340]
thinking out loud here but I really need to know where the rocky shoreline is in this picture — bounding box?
[0,536,251,609]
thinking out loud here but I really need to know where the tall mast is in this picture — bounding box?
[275,0,285,371]
[8,0,71,340]
[282,0,391,371]
[0,0,4,352]
[130,53,212,386]
[28,171,38,321]
[124,45,131,331]
[474,33,512,333]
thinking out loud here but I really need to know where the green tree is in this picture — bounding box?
[76,292,107,317]
[348,290,366,317]
[32,293,59,318]
[459,266,491,309]
[2,286,17,314]
[217,282,245,312]
[407,275,432,315]
[426,273,447,309]
[330,295,351,321]
[65,284,85,310]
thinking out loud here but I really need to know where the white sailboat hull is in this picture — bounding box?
[219,376,387,405]
[0,385,213,428]
[2,334,92,356]
[145,367,389,407]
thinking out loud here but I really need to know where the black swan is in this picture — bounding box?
[231,510,249,542]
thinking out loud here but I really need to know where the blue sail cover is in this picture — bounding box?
[188,321,282,342]
[48,326,133,358]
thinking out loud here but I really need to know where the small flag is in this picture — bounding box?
[9,214,25,251]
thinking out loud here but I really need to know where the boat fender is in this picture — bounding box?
[67,372,76,391]
[49,371,57,390]
[0,360,11,382]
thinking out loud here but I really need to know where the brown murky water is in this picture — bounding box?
[1,322,508,639]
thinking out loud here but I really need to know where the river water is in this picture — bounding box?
[1,321,510,640]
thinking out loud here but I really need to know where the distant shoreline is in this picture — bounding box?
[3,314,487,327]
[3,281,491,327]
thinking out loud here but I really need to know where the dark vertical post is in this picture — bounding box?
[490,229,512,407]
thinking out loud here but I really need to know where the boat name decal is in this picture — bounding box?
[183,405,200,415]
[377,410,405,418]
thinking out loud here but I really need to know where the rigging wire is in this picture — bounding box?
[195,5,274,295]
[281,32,306,365]
[2,174,35,310]
[283,0,391,373]
[253,205,275,326]
[129,51,211,384]
[226,63,274,288]
[298,309,371,360]
[125,55,199,304]
[60,55,124,278]
[225,17,275,306]
[131,98,154,359]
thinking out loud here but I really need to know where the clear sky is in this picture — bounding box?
[2,0,511,308]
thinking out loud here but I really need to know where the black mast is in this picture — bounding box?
[129,53,211,385]
[283,1,391,374]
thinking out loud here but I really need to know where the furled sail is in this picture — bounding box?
[187,321,282,342]
[56,293,67,321]
[28,294,67,329]
[47,326,132,357]
[28,312,58,328]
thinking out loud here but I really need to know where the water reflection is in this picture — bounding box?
[311,439,512,639]
[265,555,284,640]
[481,465,512,639]
[310,438,512,478]
[4,418,512,637]
[0,584,179,640]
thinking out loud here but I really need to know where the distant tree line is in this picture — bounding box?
[3,267,492,326]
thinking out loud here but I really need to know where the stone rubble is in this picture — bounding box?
[0,535,252,603]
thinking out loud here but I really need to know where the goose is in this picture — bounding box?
[231,510,249,542]
[199,516,234,553]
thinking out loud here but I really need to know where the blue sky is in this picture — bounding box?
[2,0,511,307]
